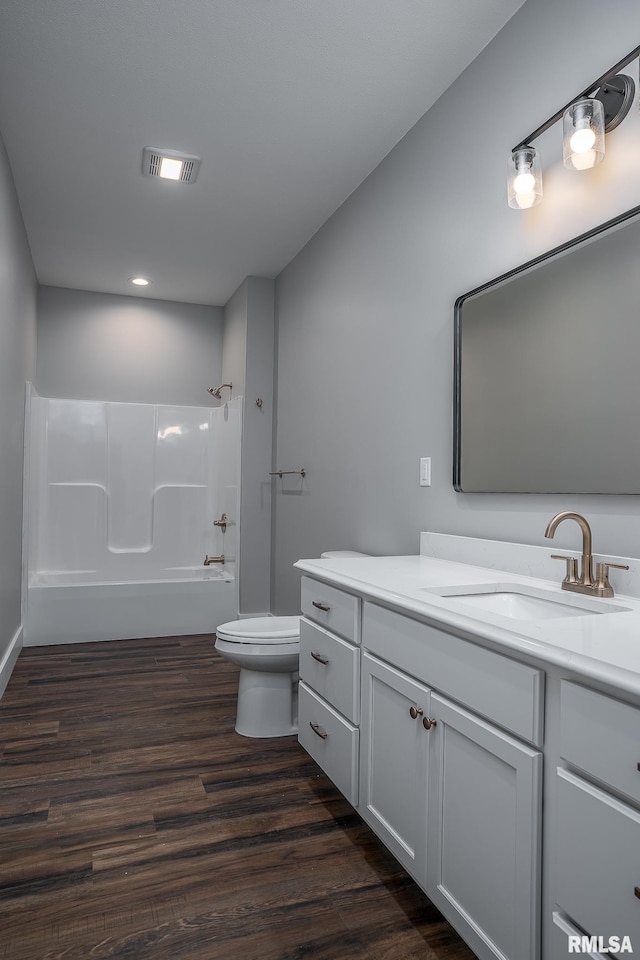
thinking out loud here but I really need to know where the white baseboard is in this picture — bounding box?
[0,625,23,700]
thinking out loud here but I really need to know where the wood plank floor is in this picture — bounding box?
[0,635,478,960]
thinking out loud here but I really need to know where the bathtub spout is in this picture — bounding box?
[204,555,225,565]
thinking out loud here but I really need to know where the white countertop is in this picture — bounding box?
[295,541,640,698]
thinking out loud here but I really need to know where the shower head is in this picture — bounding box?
[207,382,232,400]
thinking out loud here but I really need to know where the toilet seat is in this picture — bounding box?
[215,616,300,645]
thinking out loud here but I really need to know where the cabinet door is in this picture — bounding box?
[359,652,431,885]
[427,693,542,960]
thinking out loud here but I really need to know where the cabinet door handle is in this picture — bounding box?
[312,601,331,612]
[311,651,330,665]
[309,721,328,740]
[409,706,424,719]
[635,886,640,901]
[422,716,438,730]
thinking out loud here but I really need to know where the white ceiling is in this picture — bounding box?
[0,0,526,306]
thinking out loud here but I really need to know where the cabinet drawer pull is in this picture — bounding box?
[309,721,328,740]
[310,651,330,665]
[422,716,438,730]
[312,600,331,612]
[409,706,424,719]
[635,886,640,901]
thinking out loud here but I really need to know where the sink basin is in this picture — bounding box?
[444,590,588,620]
[422,583,628,620]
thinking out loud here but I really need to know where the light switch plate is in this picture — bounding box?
[420,457,431,486]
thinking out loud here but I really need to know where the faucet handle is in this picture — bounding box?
[551,554,579,584]
[213,513,228,531]
[595,561,629,596]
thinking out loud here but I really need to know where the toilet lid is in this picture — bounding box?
[215,616,300,644]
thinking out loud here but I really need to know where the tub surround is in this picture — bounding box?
[27,394,241,581]
[295,532,640,960]
[24,392,242,645]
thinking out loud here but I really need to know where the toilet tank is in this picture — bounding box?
[320,550,370,558]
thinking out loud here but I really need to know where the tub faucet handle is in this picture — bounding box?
[213,513,228,532]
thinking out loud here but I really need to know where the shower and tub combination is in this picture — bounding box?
[23,385,242,646]
[23,384,366,740]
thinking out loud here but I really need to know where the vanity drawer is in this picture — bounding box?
[301,577,360,643]
[551,913,607,960]
[298,681,359,806]
[362,602,543,745]
[555,768,640,942]
[299,618,360,723]
[560,681,640,804]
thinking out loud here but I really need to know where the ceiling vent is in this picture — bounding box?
[141,147,201,184]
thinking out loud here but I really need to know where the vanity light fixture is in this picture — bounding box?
[508,44,639,208]
[141,147,201,184]
[507,145,543,209]
[563,98,605,171]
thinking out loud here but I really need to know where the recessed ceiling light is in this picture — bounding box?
[141,147,201,184]
[129,277,150,286]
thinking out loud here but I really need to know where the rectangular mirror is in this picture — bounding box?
[454,204,640,493]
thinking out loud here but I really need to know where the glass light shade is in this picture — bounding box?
[563,98,605,170]
[507,146,543,209]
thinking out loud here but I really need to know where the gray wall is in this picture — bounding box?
[0,131,37,677]
[272,0,640,613]
[223,277,275,615]
[37,286,223,406]
[222,282,248,397]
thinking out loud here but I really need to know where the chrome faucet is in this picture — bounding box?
[544,511,627,598]
[204,555,225,566]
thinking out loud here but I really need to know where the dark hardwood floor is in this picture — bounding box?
[0,635,477,960]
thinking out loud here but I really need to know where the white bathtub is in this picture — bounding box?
[24,567,238,646]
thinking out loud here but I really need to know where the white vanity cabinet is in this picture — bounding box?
[359,613,542,960]
[297,576,361,806]
[298,578,543,960]
[295,546,640,960]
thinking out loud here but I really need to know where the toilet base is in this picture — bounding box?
[235,667,298,738]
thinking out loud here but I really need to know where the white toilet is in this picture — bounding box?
[215,550,369,738]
